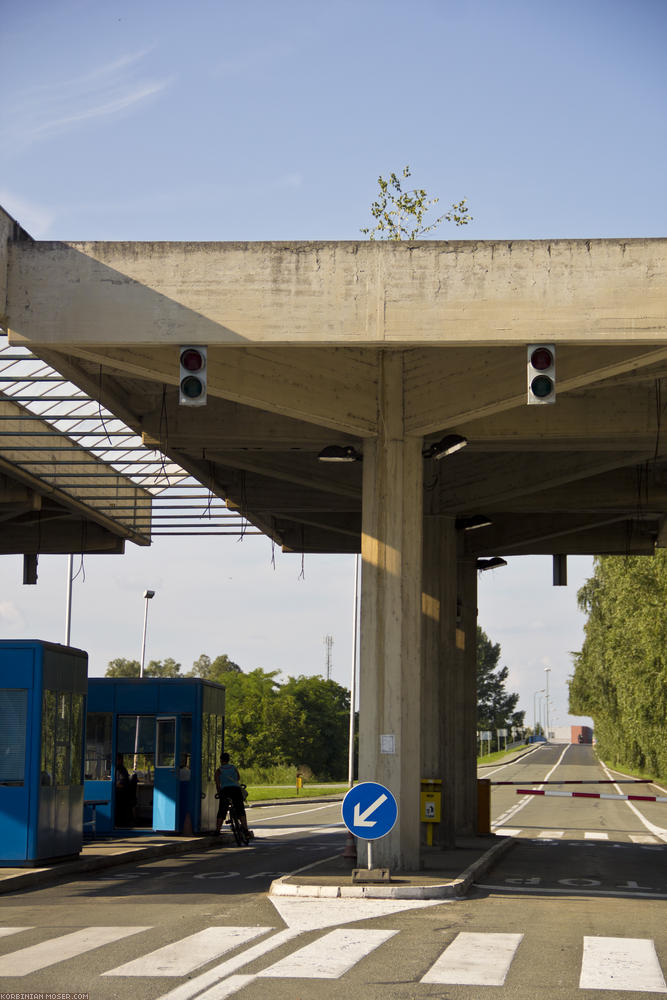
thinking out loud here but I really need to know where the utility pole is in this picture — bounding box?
[324,634,333,681]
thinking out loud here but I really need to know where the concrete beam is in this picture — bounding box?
[7,237,667,347]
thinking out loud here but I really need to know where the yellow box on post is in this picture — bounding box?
[420,778,441,846]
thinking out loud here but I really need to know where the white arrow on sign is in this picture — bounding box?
[353,793,388,827]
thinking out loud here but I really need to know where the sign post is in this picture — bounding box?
[342,781,398,880]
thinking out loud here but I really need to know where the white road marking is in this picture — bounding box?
[152,894,444,1000]
[579,936,666,992]
[630,834,659,845]
[493,743,571,829]
[251,823,344,839]
[250,803,340,822]
[0,928,31,938]
[103,927,270,977]
[493,827,522,836]
[258,928,397,979]
[538,830,564,838]
[0,926,150,976]
[585,831,609,840]
[600,761,667,843]
[421,931,523,985]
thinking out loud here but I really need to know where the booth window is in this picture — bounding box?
[156,718,176,768]
[201,712,224,783]
[41,690,56,786]
[54,693,72,786]
[117,715,156,778]
[85,712,112,780]
[0,689,27,785]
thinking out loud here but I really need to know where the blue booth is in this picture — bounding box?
[0,640,88,865]
[84,677,225,835]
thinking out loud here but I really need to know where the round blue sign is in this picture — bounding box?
[341,781,398,841]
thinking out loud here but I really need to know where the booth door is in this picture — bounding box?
[153,716,179,831]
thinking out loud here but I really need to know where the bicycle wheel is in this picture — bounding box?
[228,808,244,846]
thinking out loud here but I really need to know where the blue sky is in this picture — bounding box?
[1,0,666,730]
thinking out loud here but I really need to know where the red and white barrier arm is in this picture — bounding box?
[493,779,652,785]
[516,788,667,803]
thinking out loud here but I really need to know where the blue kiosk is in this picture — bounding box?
[0,640,88,865]
[84,677,225,835]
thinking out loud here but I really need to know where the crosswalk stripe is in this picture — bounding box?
[421,931,524,986]
[580,936,666,992]
[0,928,32,939]
[0,927,150,977]
[585,831,609,840]
[538,831,564,838]
[257,928,397,979]
[103,927,270,977]
[630,834,659,845]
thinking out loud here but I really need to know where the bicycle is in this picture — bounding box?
[216,787,250,846]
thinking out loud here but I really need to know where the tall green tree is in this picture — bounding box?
[273,675,350,779]
[361,165,471,240]
[569,554,667,777]
[476,626,524,734]
[105,657,181,677]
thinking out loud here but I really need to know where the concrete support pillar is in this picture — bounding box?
[359,353,423,870]
[455,556,479,835]
[420,515,458,848]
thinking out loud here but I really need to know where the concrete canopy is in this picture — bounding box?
[3,227,667,559]
[3,210,667,869]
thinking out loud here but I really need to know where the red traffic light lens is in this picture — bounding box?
[530,347,553,371]
[180,348,205,372]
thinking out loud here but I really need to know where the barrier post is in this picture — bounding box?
[477,778,491,834]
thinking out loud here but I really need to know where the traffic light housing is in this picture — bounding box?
[527,344,556,404]
[179,346,207,406]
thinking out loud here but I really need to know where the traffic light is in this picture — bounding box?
[527,344,556,404]
[179,346,207,406]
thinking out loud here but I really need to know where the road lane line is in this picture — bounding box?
[580,936,666,992]
[585,831,609,840]
[103,927,271,977]
[600,760,667,843]
[0,928,31,938]
[421,932,523,986]
[493,743,570,829]
[258,928,397,979]
[0,926,150,976]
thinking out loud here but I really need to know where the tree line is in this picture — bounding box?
[106,624,523,774]
[569,553,667,779]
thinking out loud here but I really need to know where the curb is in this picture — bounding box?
[268,836,516,900]
[0,835,224,895]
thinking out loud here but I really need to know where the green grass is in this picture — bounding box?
[477,743,530,765]
[246,783,348,801]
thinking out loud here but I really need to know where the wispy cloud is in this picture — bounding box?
[1,48,171,150]
[0,190,56,238]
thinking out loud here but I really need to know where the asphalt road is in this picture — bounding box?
[0,748,665,999]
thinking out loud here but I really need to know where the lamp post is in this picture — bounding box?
[533,688,544,735]
[140,589,156,677]
[544,666,551,739]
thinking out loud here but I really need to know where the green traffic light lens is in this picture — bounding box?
[181,375,204,398]
[531,374,554,399]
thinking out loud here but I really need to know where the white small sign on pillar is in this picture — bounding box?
[380,734,396,754]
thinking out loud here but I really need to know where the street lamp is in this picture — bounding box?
[544,666,551,739]
[533,688,544,736]
[140,589,156,677]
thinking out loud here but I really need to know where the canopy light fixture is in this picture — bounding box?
[456,514,493,532]
[318,445,362,463]
[476,557,507,572]
[422,434,468,460]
